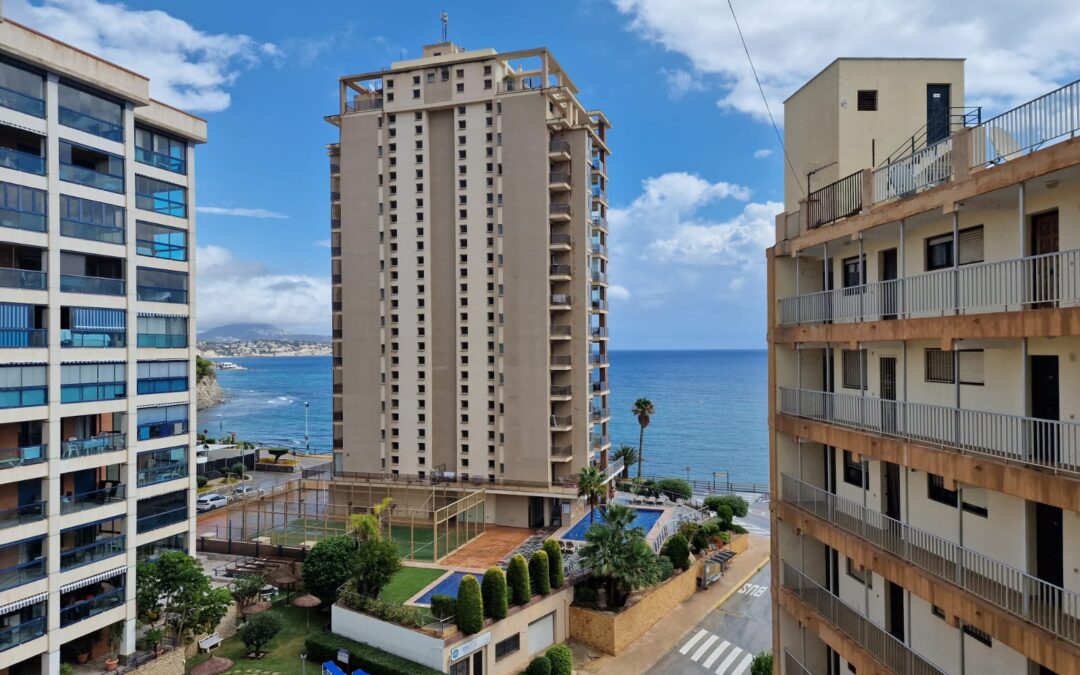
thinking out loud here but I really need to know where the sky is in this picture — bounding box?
[10,0,1080,349]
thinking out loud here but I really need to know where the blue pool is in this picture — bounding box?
[562,507,664,541]
[415,571,485,605]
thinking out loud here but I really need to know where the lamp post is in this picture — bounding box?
[300,652,307,675]
[304,401,310,454]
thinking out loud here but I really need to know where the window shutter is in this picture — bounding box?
[959,350,985,384]
[925,349,955,383]
[958,227,984,265]
[857,90,878,111]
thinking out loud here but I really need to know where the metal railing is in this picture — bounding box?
[550,325,572,337]
[61,485,126,514]
[591,299,608,311]
[591,435,610,449]
[591,270,608,283]
[649,504,709,552]
[592,242,608,256]
[549,171,570,185]
[60,273,125,296]
[782,474,1080,644]
[0,443,45,469]
[550,264,571,276]
[591,326,608,338]
[60,535,125,571]
[0,267,45,290]
[881,107,982,166]
[601,457,625,482]
[589,353,608,365]
[551,445,573,459]
[592,216,608,230]
[345,97,383,113]
[136,506,188,533]
[307,468,579,492]
[971,79,1080,167]
[549,140,571,154]
[781,561,946,675]
[0,501,45,529]
[778,248,1080,325]
[591,408,610,421]
[783,650,812,675]
[550,233,571,246]
[0,615,44,651]
[808,170,863,229]
[550,294,571,307]
[779,387,1080,475]
[591,381,609,394]
[873,136,953,203]
[550,415,572,429]
[59,586,125,627]
[550,203,571,217]
[137,463,188,487]
[62,433,126,458]
[550,355,572,367]
[550,385,572,397]
[0,558,45,593]
[783,210,800,241]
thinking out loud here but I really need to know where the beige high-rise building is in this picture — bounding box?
[0,16,204,674]
[769,58,1080,674]
[327,42,615,529]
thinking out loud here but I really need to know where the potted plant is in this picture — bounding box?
[75,636,90,663]
[145,627,165,657]
[104,622,123,671]
[59,665,74,675]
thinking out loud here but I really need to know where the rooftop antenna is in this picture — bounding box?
[441,11,448,43]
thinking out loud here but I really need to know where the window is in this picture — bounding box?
[958,349,984,385]
[136,221,187,261]
[448,659,468,675]
[926,226,984,271]
[61,307,125,347]
[60,195,125,244]
[137,360,188,394]
[0,181,46,232]
[842,255,864,287]
[926,234,952,270]
[927,474,958,506]
[925,349,984,385]
[846,556,872,587]
[842,450,865,487]
[931,605,946,620]
[58,81,123,140]
[136,445,188,486]
[137,490,187,533]
[0,364,46,408]
[0,58,45,117]
[135,176,186,217]
[135,127,186,174]
[857,90,878,111]
[59,141,124,193]
[963,624,992,647]
[924,348,953,383]
[60,361,125,403]
[841,349,866,390]
[137,315,188,348]
[137,267,188,304]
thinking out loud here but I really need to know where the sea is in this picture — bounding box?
[202,350,768,484]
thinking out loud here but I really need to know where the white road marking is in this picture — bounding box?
[679,629,708,655]
[716,646,744,674]
[702,640,731,669]
[691,634,719,662]
[730,654,754,675]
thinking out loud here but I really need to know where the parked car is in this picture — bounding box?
[196,493,229,512]
[232,486,265,500]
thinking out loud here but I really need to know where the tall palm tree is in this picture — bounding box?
[632,398,655,479]
[577,465,604,524]
[611,445,639,479]
[578,502,660,608]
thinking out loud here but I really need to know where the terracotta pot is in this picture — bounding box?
[105,658,119,672]
[76,653,89,664]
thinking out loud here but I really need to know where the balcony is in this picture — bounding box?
[549,416,573,430]
[549,264,572,278]
[548,140,571,160]
[590,407,610,422]
[0,443,45,469]
[589,353,608,366]
[550,325,572,339]
[549,233,572,249]
[60,219,125,245]
[551,445,573,460]
[60,273,124,296]
[549,355,572,369]
[0,83,45,118]
[61,329,125,348]
[137,418,188,441]
[549,171,571,191]
[135,146,185,174]
[60,586,125,627]
[137,462,188,487]
[0,267,45,291]
[550,385,572,398]
[0,383,46,409]
[0,615,44,652]
[0,126,45,175]
[778,249,1080,326]
[591,216,607,231]
[550,294,571,309]
[778,387,1080,476]
[0,327,45,347]
[0,558,45,593]
[58,106,123,142]
[591,435,610,450]
[62,433,125,459]
[60,534,124,571]
[590,326,608,339]
[782,474,1080,645]
[590,381,609,395]
[0,501,45,529]
[591,242,608,257]
[591,299,608,313]
[60,484,126,515]
[591,270,608,284]
[0,146,45,175]
[345,97,382,113]
[137,505,187,533]
[549,203,572,221]
[780,561,946,675]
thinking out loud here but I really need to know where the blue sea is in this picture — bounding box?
[201,350,768,484]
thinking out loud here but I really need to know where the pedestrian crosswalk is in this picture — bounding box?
[677,629,755,674]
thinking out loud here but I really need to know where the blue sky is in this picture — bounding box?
[13,0,1080,349]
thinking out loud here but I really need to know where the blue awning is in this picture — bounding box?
[321,663,346,675]
[72,307,125,330]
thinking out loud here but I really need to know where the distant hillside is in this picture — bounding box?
[199,323,330,343]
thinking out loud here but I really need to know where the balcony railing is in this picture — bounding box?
[62,433,125,459]
[0,147,45,175]
[550,415,572,429]
[549,171,570,185]
[345,97,383,113]
[135,147,185,174]
[550,385,572,397]
[591,216,607,230]
[60,219,125,245]
[549,264,571,277]
[0,385,46,409]
[778,248,1080,326]
[137,285,188,303]
[591,243,608,257]
[0,558,45,593]
[589,353,608,366]
[0,443,45,469]
[0,85,45,118]
[971,79,1080,167]
[591,299,608,311]
[808,170,862,229]
[138,419,188,441]
[0,328,46,347]
[778,387,1080,475]
[591,326,608,338]
[0,501,46,529]
[781,561,946,675]
[60,273,124,296]
[591,408,610,421]
[58,107,123,141]
[550,355,572,367]
[549,203,571,216]
[137,505,188,533]
[0,615,44,652]
[591,435,610,449]
[782,474,1080,645]
[60,585,125,627]
[60,535,124,571]
[60,484,126,514]
[61,329,125,348]
[591,270,608,284]
[549,233,571,246]
[549,140,571,155]
[60,163,123,193]
[550,294,571,307]
[138,462,188,487]
[137,333,187,348]
[0,206,46,233]
[783,650,812,675]
[0,268,45,290]
[551,445,573,459]
[590,381,609,394]
[873,136,953,203]
[601,457,624,482]
[550,325,572,337]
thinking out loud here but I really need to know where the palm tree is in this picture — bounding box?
[578,502,660,608]
[611,445,639,479]
[577,466,604,524]
[632,398,655,479]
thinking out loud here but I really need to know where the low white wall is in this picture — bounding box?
[331,604,445,671]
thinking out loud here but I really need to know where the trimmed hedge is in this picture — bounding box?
[456,574,483,634]
[482,567,508,620]
[305,632,443,675]
[507,554,531,605]
[529,551,551,596]
[542,539,564,588]
[341,594,425,628]
[662,533,691,570]
[546,644,572,675]
[525,655,552,675]
[430,594,455,622]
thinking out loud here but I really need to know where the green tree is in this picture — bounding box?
[656,478,692,501]
[136,552,232,646]
[302,535,358,605]
[542,539,564,588]
[430,595,456,622]
[268,448,289,463]
[456,574,483,634]
[750,651,773,675]
[705,494,749,518]
[230,462,245,478]
[611,444,639,479]
[662,533,691,570]
[576,465,604,524]
[526,656,552,675]
[195,355,215,382]
[578,503,661,608]
[481,567,508,620]
[529,551,551,596]
[546,644,572,675]
[238,612,283,655]
[507,554,531,606]
[631,398,655,479]
[353,537,402,598]
[230,575,265,610]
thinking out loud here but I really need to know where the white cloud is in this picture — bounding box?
[7,0,278,112]
[648,201,781,266]
[196,206,288,219]
[313,239,331,248]
[663,68,705,98]
[196,245,329,332]
[753,148,773,159]
[610,172,751,234]
[607,284,631,301]
[612,0,1080,121]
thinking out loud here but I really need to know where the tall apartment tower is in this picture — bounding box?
[327,42,613,528]
[0,18,204,673]
[769,58,1080,674]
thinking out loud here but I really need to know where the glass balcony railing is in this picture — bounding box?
[0,501,46,529]
[0,615,45,652]
[137,419,187,441]
[137,286,188,304]
[0,328,46,347]
[0,268,46,290]
[135,147,185,174]
[60,163,123,193]
[137,333,187,348]
[58,107,123,142]
[59,535,124,572]
[60,382,125,403]
[61,433,125,459]
[0,443,45,469]
[61,329,125,348]
[60,586,125,627]
[136,239,186,261]
[60,218,125,245]
[137,506,188,533]
[0,147,45,175]
[60,274,124,296]
[137,463,188,487]
[60,484,126,514]
[0,558,45,593]
[0,85,45,118]
[0,386,46,409]
[0,206,46,233]
[137,377,188,395]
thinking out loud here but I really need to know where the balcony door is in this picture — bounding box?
[880,248,898,320]
[926,84,951,144]
[1031,210,1058,308]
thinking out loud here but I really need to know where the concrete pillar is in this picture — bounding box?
[859,168,874,211]
[120,616,137,657]
[952,128,973,183]
[43,649,60,674]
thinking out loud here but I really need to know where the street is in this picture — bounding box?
[650,563,772,675]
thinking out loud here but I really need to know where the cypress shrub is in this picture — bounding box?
[430,594,455,622]
[456,575,483,634]
[507,554,531,605]
[662,533,691,570]
[542,539,564,588]
[525,656,552,675]
[546,644,572,675]
[481,567,508,620]
[574,585,598,606]
[529,551,551,596]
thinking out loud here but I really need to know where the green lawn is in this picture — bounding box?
[186,598,320,674]
[378,566,447,605]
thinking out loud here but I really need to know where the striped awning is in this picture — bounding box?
[137,312,188,318]
[0,592,47,615]
[137,400,189,409]
[72,307,125,331]
[0,120,44,136]
[60,566,127,594]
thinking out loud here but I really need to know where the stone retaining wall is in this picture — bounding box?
[728,532,748,554]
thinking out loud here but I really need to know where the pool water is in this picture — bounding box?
[415,571,485,605]
[562,507,664,541]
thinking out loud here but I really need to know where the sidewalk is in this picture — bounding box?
[572,533,770,674]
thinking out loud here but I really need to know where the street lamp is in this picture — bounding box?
[300,652,307,675]
[684,465,691,482]
[304,401,310,455]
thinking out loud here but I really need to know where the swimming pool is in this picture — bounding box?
[414,571,485,605]
[561,507,664,541]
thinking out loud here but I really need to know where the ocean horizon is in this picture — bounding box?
[203,349,768,484]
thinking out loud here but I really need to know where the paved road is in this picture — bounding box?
[732,492,771,536]
[652,563,773,675]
